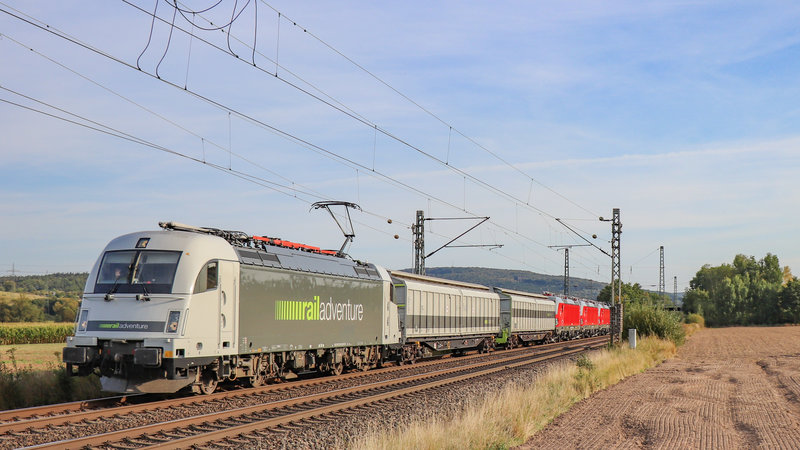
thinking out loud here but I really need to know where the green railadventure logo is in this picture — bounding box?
[275,296,364,321]
[98,322,151,330]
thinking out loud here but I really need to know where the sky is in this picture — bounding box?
[2,1,800,294]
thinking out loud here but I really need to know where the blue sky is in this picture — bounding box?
[2,1,799,293]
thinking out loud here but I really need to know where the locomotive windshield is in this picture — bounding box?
[94,250,181,294]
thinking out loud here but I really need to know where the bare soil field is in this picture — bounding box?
[519,326,800,449]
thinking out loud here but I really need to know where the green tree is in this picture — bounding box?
[6,297,44,322]
[53,298,79,322]
[778,278,800,323]
[684,253,784,326]
[597,281,667,305]
[681,288,709,319]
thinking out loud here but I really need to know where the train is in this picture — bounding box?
[62,222,610,394]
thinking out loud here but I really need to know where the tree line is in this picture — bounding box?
[596,281,672,305]
[0,273,87,323]
[0,296,79,323]
[682,253,798,326]
[1,272,87,294]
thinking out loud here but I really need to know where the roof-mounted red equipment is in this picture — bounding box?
[252,236,337,256]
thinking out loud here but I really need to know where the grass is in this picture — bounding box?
[686,313,705,328]
[0,344,102,411]
[354,336,677,450]
[0,343,65,370]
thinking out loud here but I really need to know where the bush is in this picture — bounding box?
[623,301,686,346]
[0,323,74,345]
[686,313,705,328]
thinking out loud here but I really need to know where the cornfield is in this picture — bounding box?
[0,323,74,345]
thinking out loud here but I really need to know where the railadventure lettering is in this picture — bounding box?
[98,322,151,330]
[275,296,364,321]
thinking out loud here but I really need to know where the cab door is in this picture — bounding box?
[217,260,237,354]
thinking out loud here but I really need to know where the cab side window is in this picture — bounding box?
[193,261,218,293]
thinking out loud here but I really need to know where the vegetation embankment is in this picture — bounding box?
[355,298,696,449]
[623,300,686,345]
[0,346,101,411]
[0,273,102,410]
[355,335,677,450]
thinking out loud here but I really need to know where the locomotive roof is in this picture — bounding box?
[233,245,382,281]
[158,221,383,282]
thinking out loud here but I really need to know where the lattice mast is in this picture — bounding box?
[658,245,665,298]
[412,210,425,275]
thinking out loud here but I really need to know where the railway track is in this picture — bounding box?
[1,336,606,449]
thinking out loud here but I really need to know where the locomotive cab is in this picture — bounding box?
[63,229,239,393]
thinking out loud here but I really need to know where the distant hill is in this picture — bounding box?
[410,267,607,300]
[4,268,681,304]
[0,273,88,295]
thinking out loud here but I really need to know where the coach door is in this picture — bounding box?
[217,260,237,354]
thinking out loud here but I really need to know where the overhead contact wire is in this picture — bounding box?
[123,0,584,224]
[262,0,600,219]
[0,3,575,273]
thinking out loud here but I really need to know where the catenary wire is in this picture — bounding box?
[121,0,601,266]
[0,90,559,274]
[123,0,597,226]
[0,3,601,276]
[258,0,601,219]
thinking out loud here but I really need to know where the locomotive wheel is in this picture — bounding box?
[360,351,376,371]
[402,347,417,364]
[246,369,266,388]
[199,370,218,395]
[330,362,343,376]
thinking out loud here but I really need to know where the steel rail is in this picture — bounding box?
[156,339,607,449]
[0,335,600,434]
[0,394,142,424]
[26,337,606,449]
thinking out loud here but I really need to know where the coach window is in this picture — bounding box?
[193,261,218,293]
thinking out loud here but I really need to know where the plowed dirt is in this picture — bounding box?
[519,326,800,449]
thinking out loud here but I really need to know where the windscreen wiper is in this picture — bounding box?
[137,280,151,302]
[104,265,130,301]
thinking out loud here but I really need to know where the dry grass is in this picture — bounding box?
[683,322,703,338]
[0,343,65,371]
[354,337,677,450]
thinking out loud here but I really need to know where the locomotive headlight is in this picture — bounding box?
[77,310,89,332]
[165,311,181,333]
